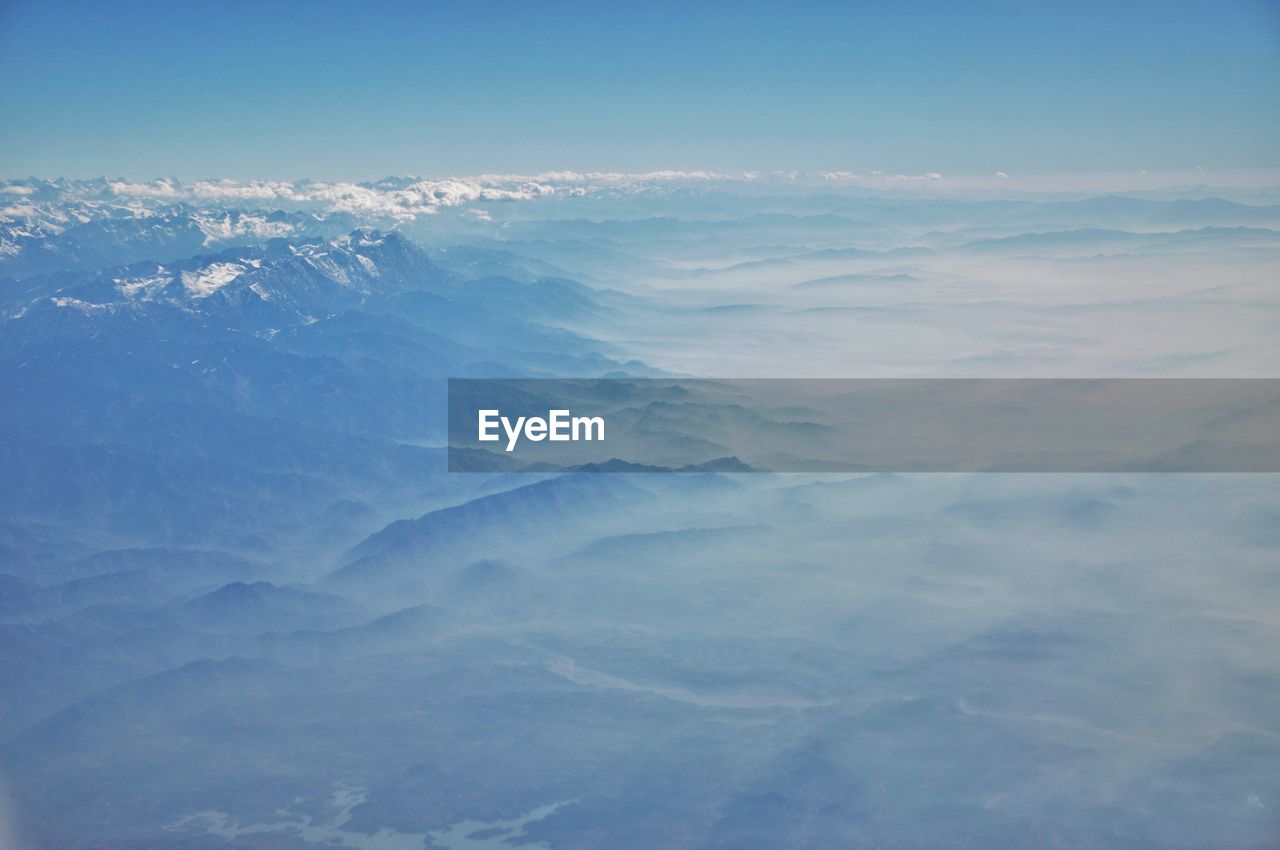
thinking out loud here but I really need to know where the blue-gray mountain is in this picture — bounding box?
[1,177,1278,850]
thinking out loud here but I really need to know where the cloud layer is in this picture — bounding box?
[4,168,1279,225]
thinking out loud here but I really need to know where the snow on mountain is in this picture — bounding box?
[0,173,756,231]
[180,261,246,297]
[191,210,296,244]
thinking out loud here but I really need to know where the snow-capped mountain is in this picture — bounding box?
[0,196,358,280]
[0,220,638,563]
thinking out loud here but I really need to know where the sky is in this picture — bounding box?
[1,0,1278,181]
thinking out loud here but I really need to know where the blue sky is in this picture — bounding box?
[1,0,1277,180]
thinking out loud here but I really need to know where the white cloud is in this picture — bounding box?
[17,167,1280,226]
[92,171,751,220]
[108,178,182,198]
[192,180,297,200]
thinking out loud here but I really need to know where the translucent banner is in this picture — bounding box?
[447,379,1280,472]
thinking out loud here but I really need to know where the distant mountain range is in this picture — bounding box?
[3,176,1278,850]
[1,219,647,564]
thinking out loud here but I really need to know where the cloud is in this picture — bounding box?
[192,180,297,201]
[108,178,183,198]
[91,172,751,220]
[21,167,1280,224]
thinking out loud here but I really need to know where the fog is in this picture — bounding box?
[1,177,1278,847]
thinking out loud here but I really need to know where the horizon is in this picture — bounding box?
[7,167,1280,203]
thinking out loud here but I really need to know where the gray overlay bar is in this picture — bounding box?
[448,379,1280,472]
